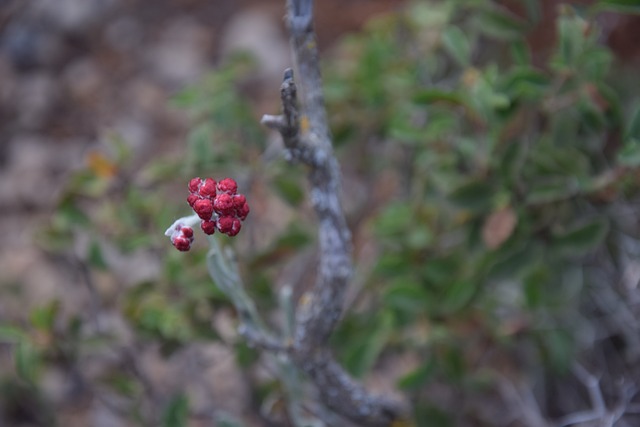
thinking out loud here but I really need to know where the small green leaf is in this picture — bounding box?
[88,240,108,271]
[272,175,305,206]
[526,178,578,205]
[501,67,550,100]
[625,102,640,141]
[16,340,40,383]
[593,0,640,14]
[397,359,437,390]
[441,27,471,67]
[383,281,428,314]
[342,312,394,378]
[618,139,640,166]
[510,41,531,65]
[552,219,609,257]
[0,325,27,343]
[375,203,413,238]
[162,394,189,427]
[448,180,494,213]
[412,90,466,106]
[30,301,59,331]
[472,7,529,40]
[441,280,477,313]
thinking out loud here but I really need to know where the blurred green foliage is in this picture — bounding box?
[2,0,640,426]
[325,0,640,422]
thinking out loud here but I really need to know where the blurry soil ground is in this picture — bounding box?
[1,0,640,426]
[0,1,403,426]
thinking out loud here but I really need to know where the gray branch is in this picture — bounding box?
[261,0,408,424]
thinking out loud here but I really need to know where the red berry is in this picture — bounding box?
[237,202,250,220]
[228,218,242,236]
[232,194,246,208]
[217,216,242,236]
[180,226,194,239]
[172,236,191,251]
[188,177,202,193]
[216,216,234,234]
[200,178,217,198]
[187,194,200,208]
[201,220,216,235]
[217,178,237,195]
[193,198,214,220]
[214,193,234,214]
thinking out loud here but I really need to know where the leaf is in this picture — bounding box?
[618,140,640,166]
[342,312,394,378]
[441,280,477,313]
[472,7,529,40]
[552,219,609,257]
[16,340,40,383]
[482,207,518,249]
[501,67,550,100]
[441,26,471,67]
[0,325,27,343]
[383,280,428,314]
[510,41,531,65]
[162,394,189,427]
[625,102,640,141]
[272,174,305,206]
[448,180,494,213]
[375,203,413,238]
[526,178,578,205]
[412,90,466,106]
[88,240,108,271]
[30,301,59,331]
[593,0,640,14]
[397,359,437,390]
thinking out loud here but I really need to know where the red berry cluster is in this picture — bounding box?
[169,223,194,252]
[187,177,250,237]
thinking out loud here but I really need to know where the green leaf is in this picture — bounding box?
[441,26,471,67]
[272,174,305,206]
[526,178,578,205]
[472,7,529,40]
[16,340,40,383]
[30,301,59,331]
[619,101,640,165]
[56,196,90,228]
[618,139,640,166]
[510,41,531,65]
[625,102,640,141]
[375,203,413,238]
[0,325,27,343]
[162,394,189,427]
[538,329,574,372]
[412,90,466,106]
[501,67,550,100]
[343,311,394,378]
[397,359,437,390]
[448,180,494,213]
[441,280,477,313]
[552,219,609,257]
[383,280,428,314]
[523,265,551,308]
[87,240,108,271]
[593,0,640,14]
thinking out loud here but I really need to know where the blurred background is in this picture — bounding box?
[2,0,640,426]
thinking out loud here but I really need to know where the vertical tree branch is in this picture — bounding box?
[262,0,408,425]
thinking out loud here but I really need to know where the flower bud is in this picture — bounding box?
[217,178,237,195]
[201,220,216,235]
[193,199,214,220]
[200,178,217,198]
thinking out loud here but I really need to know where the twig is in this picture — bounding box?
[261,0,408,424]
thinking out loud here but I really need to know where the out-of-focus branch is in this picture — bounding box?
[261,0,407,425]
